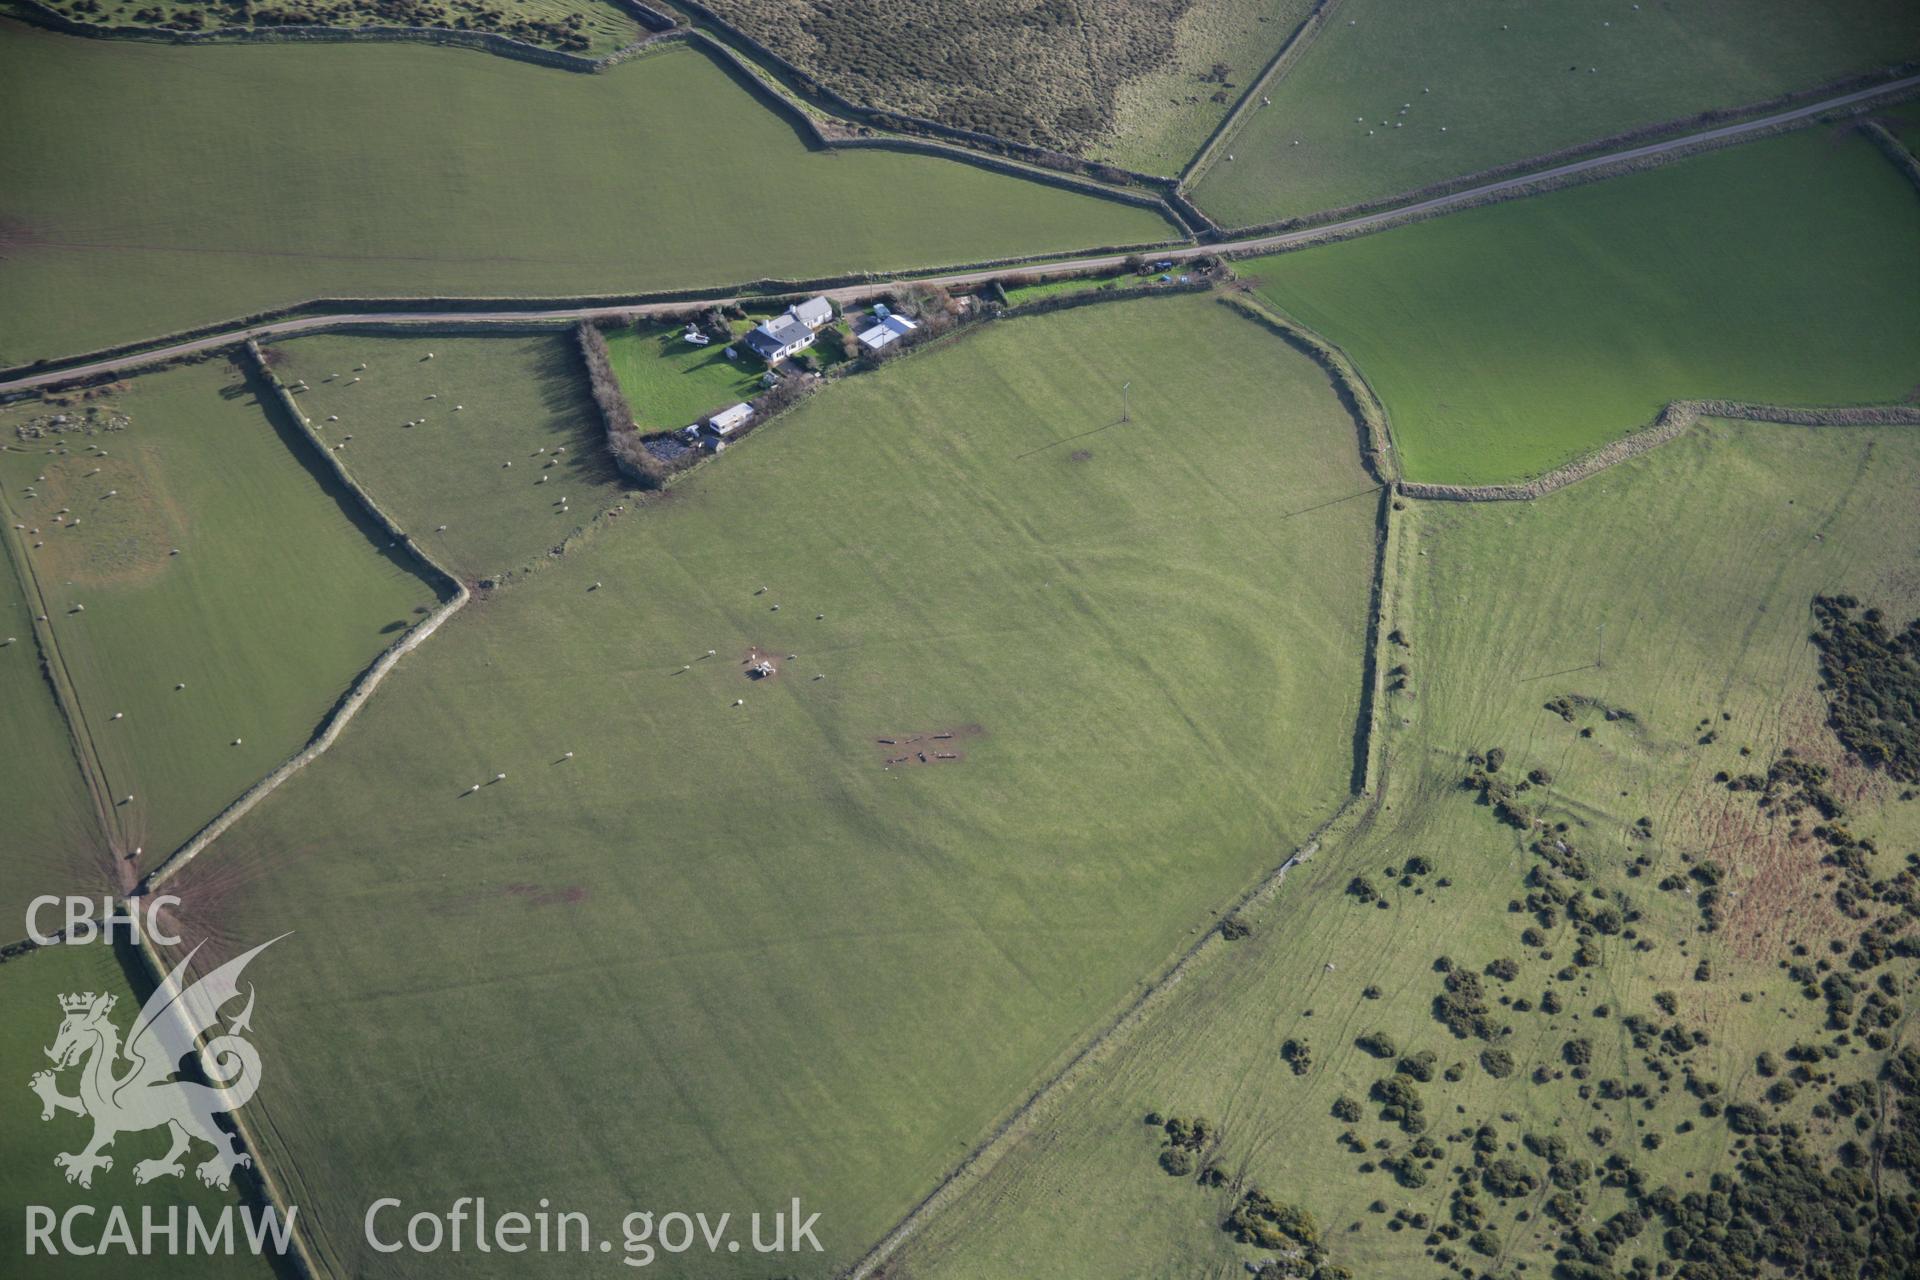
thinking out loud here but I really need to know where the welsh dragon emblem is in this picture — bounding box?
[29,936,285,1190]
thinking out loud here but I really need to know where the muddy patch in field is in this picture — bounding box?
[874,724,983,768]
[739,645,784,680]
[505,882,587,907]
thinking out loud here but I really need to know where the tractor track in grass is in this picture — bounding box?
[4,71,1916,399]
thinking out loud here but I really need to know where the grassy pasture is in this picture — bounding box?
[1191,0,1920,227]
[0,28,1178,368]
[603,321,766,432]
[0,359,444,867]
[896,417,1920,1279]
[263,331,627,582]
[1241,127,1920,486]
[0,526,105,925]
[0,942,270,1278]
[161,294,1379,1276]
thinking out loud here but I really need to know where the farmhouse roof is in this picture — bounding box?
[790,296,833,328]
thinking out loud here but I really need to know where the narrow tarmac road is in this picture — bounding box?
[4,71,1914,395]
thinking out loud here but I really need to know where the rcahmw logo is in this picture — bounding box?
[22,935,299,1260]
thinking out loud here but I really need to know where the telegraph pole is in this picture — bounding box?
[1121,380,1131,423]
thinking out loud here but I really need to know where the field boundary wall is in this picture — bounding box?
[141,341,468,892]
[1210,64,1920,239]
[1400,400,1920,503]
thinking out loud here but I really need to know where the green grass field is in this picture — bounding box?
[1190,0,1920,228]
[0,526,105,926]
[159,294,1380,1276]
[1240,128,1920,486]
[0,942,272,1278]
[262,331,628,582]
[0,359,444,868]
[895,416,1920,1279]
[1096,0,1317,176]
[603,321,767,431]
[0,27,1178,367]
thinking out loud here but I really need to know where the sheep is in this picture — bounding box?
[426,394,438,400]
[815,613,824,620]
[537,475,548,484]
[71,603,85,612]
[111,711,123,720]
[590,582,601,591]
[563,751,574,759]
[435,524,448,532]
[733,699,744,707]
[755,586,767,594]
[356,363,367,371]
[123,794,134,804]
[707,649,716,657]
[467,783,480,794]
[169,548,180,556]
[813,673,824,681]
[455,405,464,411]
[232,738,243,746]
[770,604,779,611]
[175,682,186,690]
[493,772,506,782]
[327,415,339,422]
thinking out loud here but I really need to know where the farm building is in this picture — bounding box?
[790,295,834,329]
[743,314,815,363]
[856,313,919,352]
[708,403,753,436]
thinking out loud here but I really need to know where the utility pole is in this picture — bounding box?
[1122,380,1131,423]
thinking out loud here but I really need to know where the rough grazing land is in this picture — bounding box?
[160,295,1379,1277]
[0,359,443,867]
[0,942,270,1278]
[897,419,1920,1280]
[1098,0,1317,174]
[0,27,1176,366]
[1242,128,1920,486]
[695,0,1189,152]
[9,0,642,53]
[1192,0,1920,227]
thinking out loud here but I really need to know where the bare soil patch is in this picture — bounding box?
[874,724,983,768]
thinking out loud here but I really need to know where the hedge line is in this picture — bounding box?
[1216,112,1849,269]
[573,322,665,488]
[1399,400,1920,504]
[1862,120,1920,192]
[141,342,471,893]
[1212,63,1920,239]
[5,233,1198,387]
[1217,292,1395,486]
[1000,278,1212,320]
